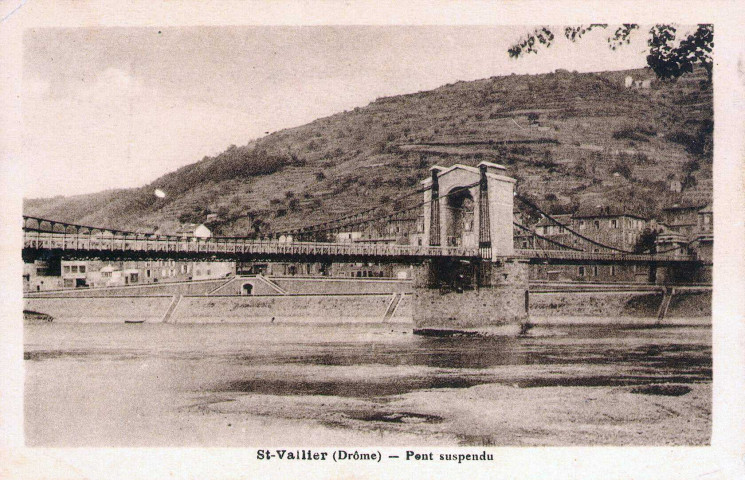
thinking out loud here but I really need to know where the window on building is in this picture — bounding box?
[610,266,616,276]
[578,266,585,276]
[593,266,598,277]
[146,269,151,278]
[611,219,618,228]
[64,279,74,288]
[594,220,600,230]
[80,265,86,273]
[206,269,211,276]
[63,265,71,273]
[579,220,585,230]
[71,265,78,273]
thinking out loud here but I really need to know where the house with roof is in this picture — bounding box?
[655,202,713,266]
[527,206,651,282]
[697,203,713,234]
[571,206,648,252]
[660,203,707,236]
[177,223,212,239]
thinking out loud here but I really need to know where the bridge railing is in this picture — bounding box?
[513,248,696,263]
[23,231,480,258]
[23,229,699,263]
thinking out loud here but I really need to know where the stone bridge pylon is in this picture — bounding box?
[413,161,530,333]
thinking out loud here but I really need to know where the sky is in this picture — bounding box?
[21,25,654,198]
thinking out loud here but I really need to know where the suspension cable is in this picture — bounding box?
[514,194,643,254]
[275,181,479,237]
[271,183,433,236]
[513,221,584,252]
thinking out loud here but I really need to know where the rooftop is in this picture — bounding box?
[572,205,647,220]
[535,214,573,228]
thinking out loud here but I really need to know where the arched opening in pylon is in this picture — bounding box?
[445,188,475,247]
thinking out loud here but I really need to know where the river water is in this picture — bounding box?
[24,322,711,446]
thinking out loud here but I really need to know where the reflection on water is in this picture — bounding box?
[25,322,711,399]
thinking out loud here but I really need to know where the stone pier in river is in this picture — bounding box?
[413,161,529,332]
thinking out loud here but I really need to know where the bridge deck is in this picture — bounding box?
[23,232,477,258]
[22,231,700,264]
[513,249,699,264]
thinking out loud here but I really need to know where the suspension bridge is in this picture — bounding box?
[22,162,708,331]
[23,163,700,266]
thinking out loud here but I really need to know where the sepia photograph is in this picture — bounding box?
[1,2,744,479]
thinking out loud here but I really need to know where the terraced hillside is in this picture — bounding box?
[25,67,712,236]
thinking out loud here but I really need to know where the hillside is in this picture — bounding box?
[24,67,712,236]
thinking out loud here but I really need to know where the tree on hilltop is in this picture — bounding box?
[508,24,713,82]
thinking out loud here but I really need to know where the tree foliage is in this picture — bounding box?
[508,24,713,82]
[634,228,659,253]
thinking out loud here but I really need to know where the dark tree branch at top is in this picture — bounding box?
[508,24,713,82]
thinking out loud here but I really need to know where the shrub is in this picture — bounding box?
[535,160,558,169]
[634,152,652,164]
[509,145,532,156]
[612,128,650,143]
[637,125,657,136]
[612,162,633,179]
[666,122,711,155]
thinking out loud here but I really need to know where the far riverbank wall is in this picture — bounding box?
[528,289,711,326]
[24,277,710,325]
[25,293,412,324]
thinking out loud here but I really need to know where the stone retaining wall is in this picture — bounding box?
[23,289,710,325]
[169,294,407,323]
[270,277,412,294]
[26,279,229,298]
[529,290,711,325]
[390,294,412,322]
[24,296,174,323]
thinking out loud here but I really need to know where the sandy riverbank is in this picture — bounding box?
[25,323,711,446]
